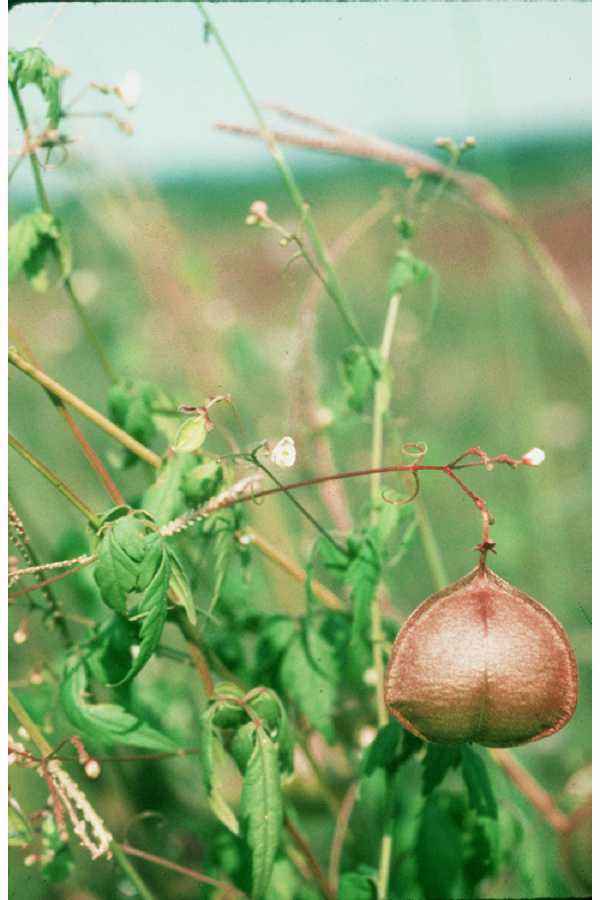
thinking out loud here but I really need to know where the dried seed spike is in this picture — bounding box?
[384,564,578,748]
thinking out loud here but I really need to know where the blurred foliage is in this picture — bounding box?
[8,121,590,900]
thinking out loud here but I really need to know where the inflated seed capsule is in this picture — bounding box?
[384,563,578,747]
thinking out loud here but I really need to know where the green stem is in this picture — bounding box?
[9,687,53,755]
[196,2,370,355]
[111,845,158,900]
[9,348,160,467]
[9,80,116,382]
[9,433,100,529]
[369,294,400,900]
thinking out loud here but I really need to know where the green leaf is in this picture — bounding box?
[416,794,463,899]
[280,626,338,742]
[8,797,33,848]
[256,616,298,673]
[460,745,498,819]
[388,250,431,295]
[341,346,380,414]
[107,379,160,464]
[207,513,237,615]
[463,814,500,890]
[166,548,197,626]
[142,455,196,525]
[240,726,283,899]
[422,744,462,796]
[60,656,178,752]
[360,719,403,777]
[345,534,380,650]
[338,871,377,900]
[9,47,66,129]
[173,415,208,453]
[199,711,240,835]
[94,517,139,615]
[182,458,224,505]
[8,210,60,292]
[119,534,171,683]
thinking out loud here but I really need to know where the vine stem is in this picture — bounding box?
[196,2,371,357]
[489,749,570,833]
[369,293,400,900]
[8,690,157,900]
[8,81,116,383]
[9,433,101,529]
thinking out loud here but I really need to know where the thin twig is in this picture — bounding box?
[284,814,336,900]
[489,748,570,833]
[328,782,359,893]
[118,843,245,896]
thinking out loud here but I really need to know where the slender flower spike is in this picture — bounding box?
[522,447,546,467]
[270,436,296,468]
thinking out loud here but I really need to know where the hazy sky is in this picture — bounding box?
[8,2,591,188]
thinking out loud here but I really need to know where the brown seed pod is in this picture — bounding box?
[561,797,592,894]
[384,563,578,747]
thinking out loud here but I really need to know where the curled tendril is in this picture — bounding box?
[381,469,421,507]
[401,441,428,463]
[249,478,264,507]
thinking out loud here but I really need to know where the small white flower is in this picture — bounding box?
[522,447,546,467]
[363,667,378,686]
[357,725,377,749]
[117,70,142,109]
[270,436,296,468]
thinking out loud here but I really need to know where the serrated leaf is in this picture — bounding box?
[93,527,139,614]
[280,626,338,742]
[345,535,380,650]
[167,548,197,626]
[207,514,236,616]
[9,47,65,129]
[460,745,498,819]
[256,616,298,674]
[240,727,283,899]
[8,210,60,291]
[360,719,403,777]
[142,455,195,525]
[118,538,171,683]
[182,459,224,505]
[60,656,178,752]
[463,814,500,889]
[422,744,462,796]
[8,797,33,848]
[416,794,463,899]
[107,380,159,462]
[199,712,240,835]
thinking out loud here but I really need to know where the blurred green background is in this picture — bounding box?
[9,3,591,898]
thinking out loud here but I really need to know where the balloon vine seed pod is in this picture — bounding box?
[384,562,578,748]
